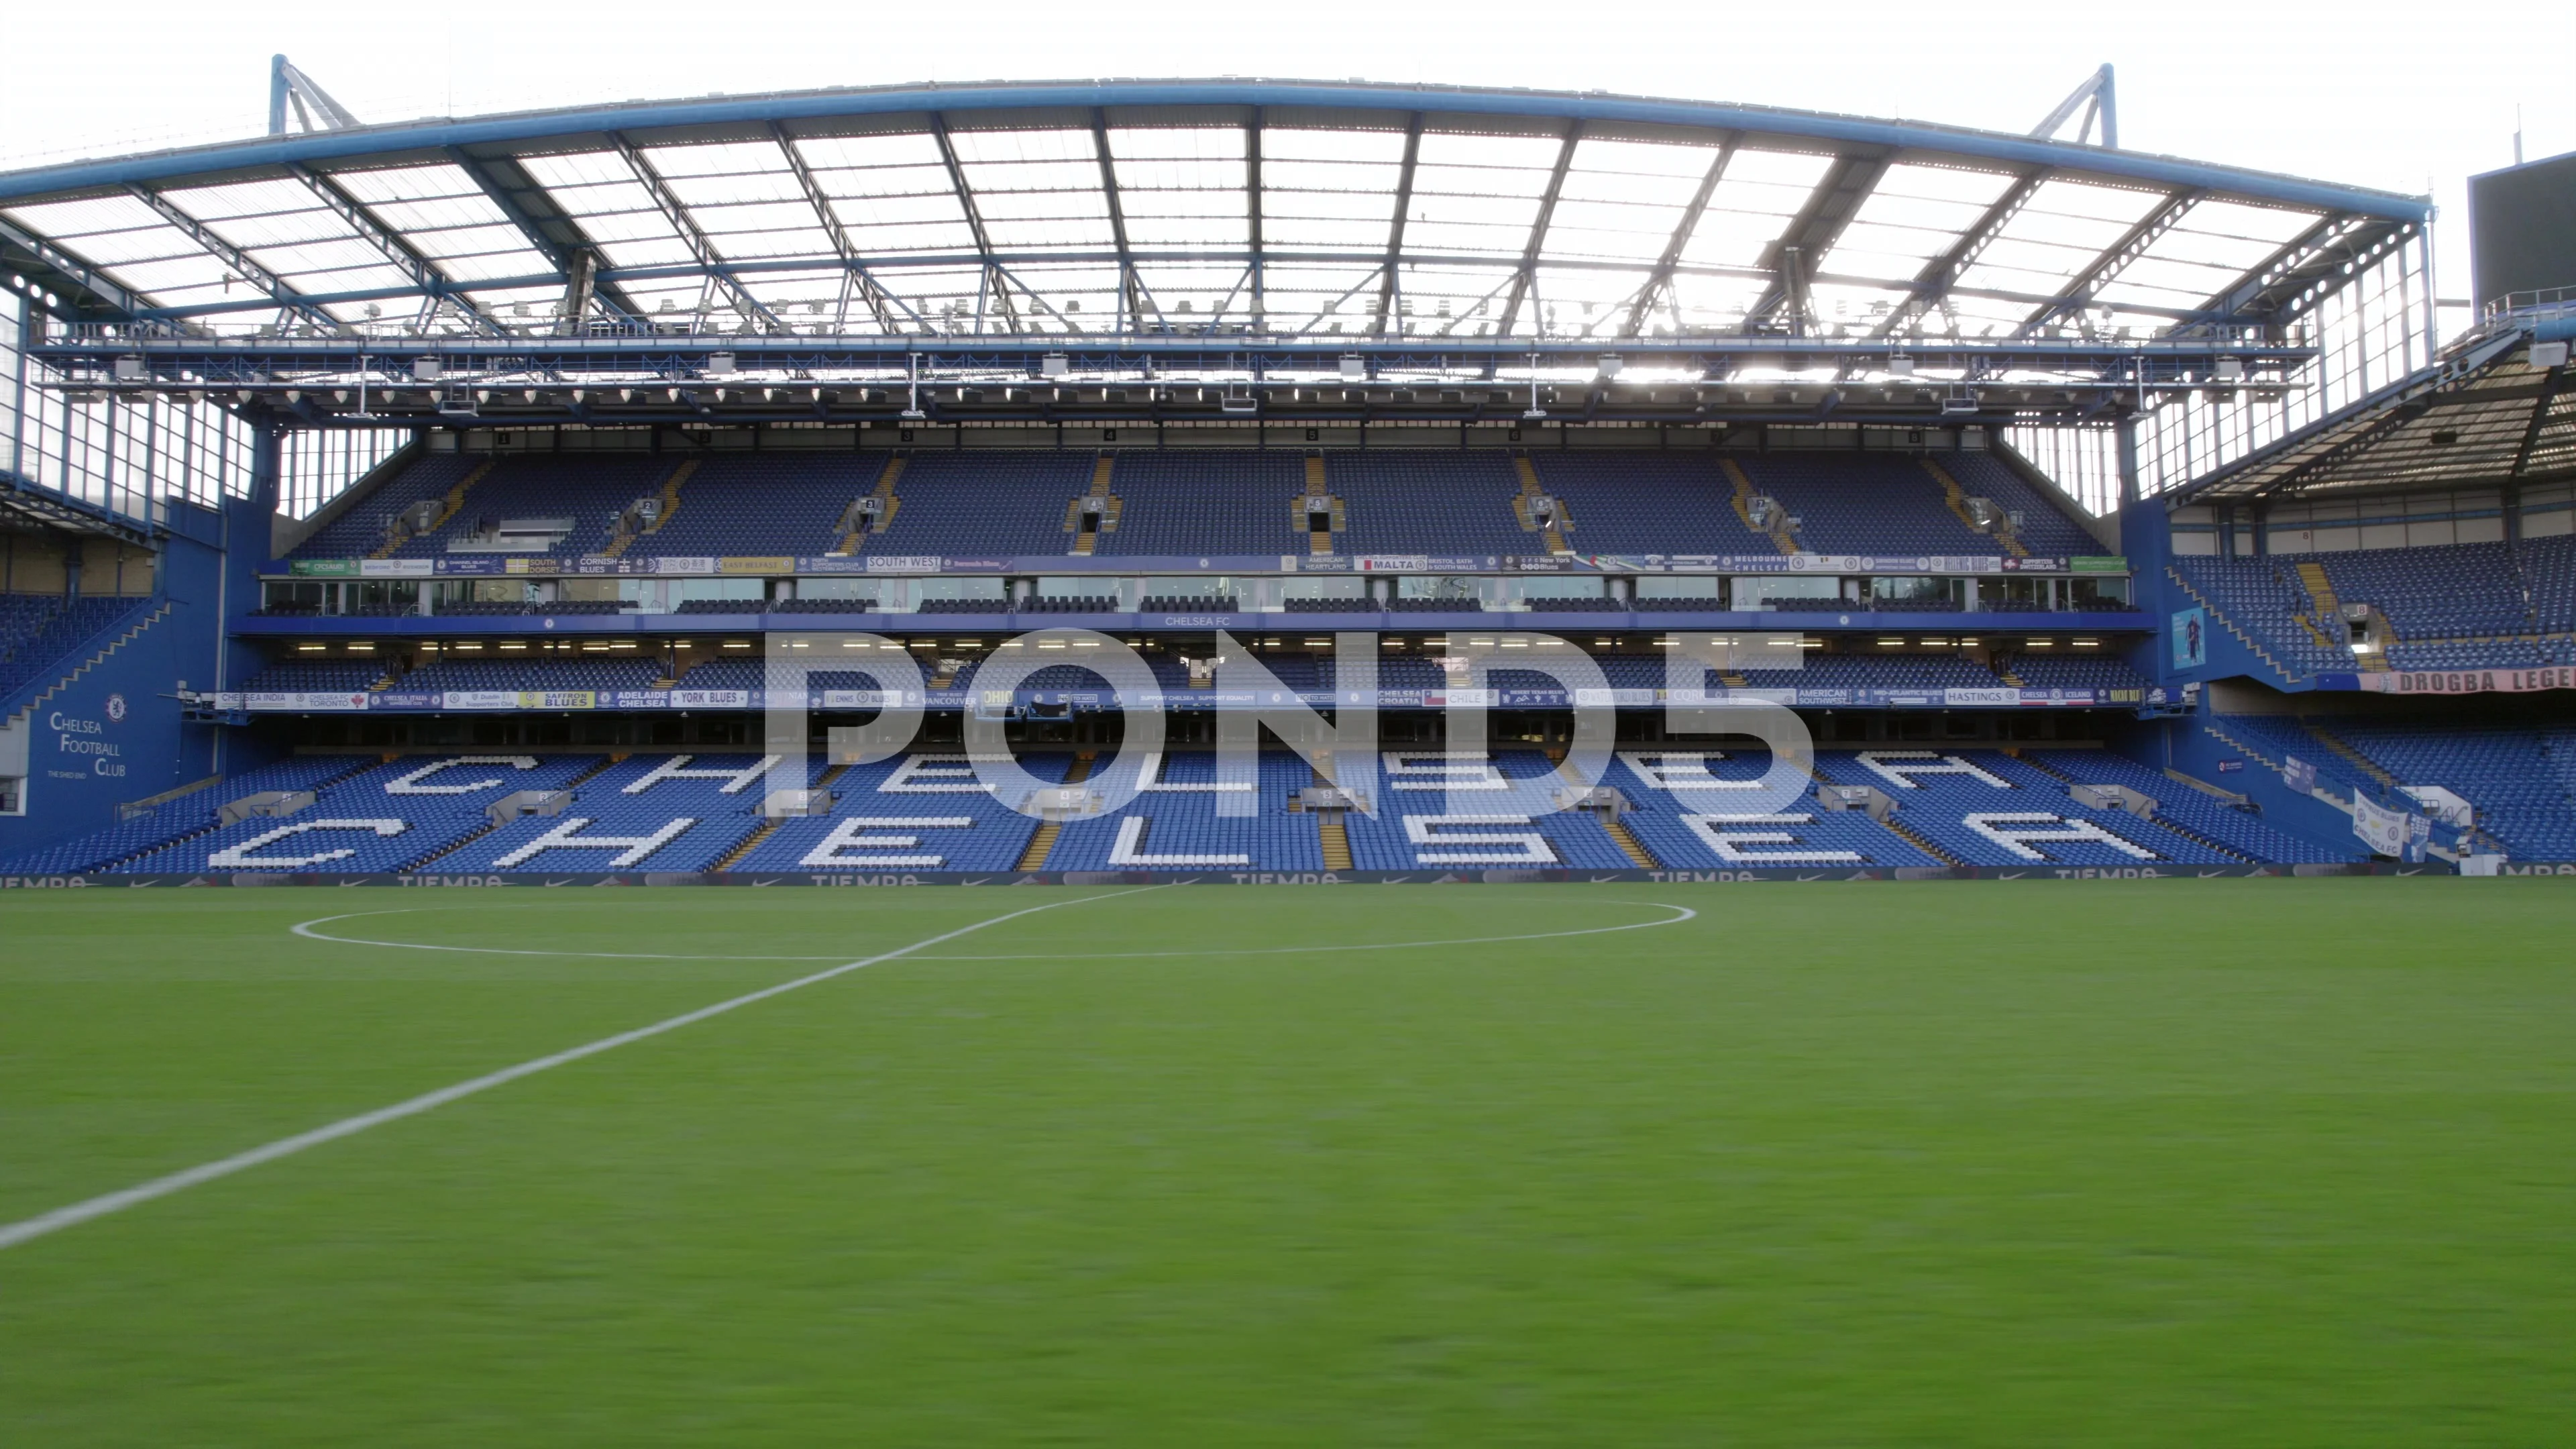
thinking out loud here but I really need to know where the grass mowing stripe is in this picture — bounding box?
[0,886,1165,1253]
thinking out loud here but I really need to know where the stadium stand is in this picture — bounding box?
[2311,721,2576,860]
[284,452,482,559]
[239,659,390,694]
[1340,751,1636,869]
[1995,651,2153,693]
[361,457,673,560]
[103,755,605,873]
[631,453,885,559]
[2167,555,2357,677]
[1809,749,2241,867]
[1607,750,1942,868]
[0,757,378,875]
[0,596,156,698]
[733,753,1057,871]
[1042,753,1324,871]
[1327,455,1536,557]
[1092,451,1305,556]
[856,452,1094,557]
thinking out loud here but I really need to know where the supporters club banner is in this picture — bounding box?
[2349,796,2431,860]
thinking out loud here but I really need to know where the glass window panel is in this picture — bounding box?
[517,151,638,188]
[1112,156,1248,191]
[982,218,1119,250]
[708,227,839,261]
[592,237,699,268]
[794,133,945,168]
[948,128,1096,163]
[570,207,687,244]
[1109,126,1246,159]
[959,158,1100,192]
[830,192,969,227]
[689,199,834,235]
[1415,131,1565,170]
[159,177,327,221]
[842,221,979,254]
[1263,127,1409,162]
[808,164,957,199]
[663,171,806,208]
[972,189,1112,222]
[1265,217,1393,250]
[639,140,794,176]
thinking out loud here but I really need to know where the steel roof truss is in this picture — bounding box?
[441,148,639,325]
[926,114,1017,334]
[288,163,504,336]
[1874,168,2045,339]
[1742,152,1890,335]
[1089,110,1138,332]
[608,133,785,331]
[1621,135,1736,338]
[2015,188,2200,339]
[1373,114,1424,337]
[2510,364,2570,478]
[124,184,346,333]
[1495,123,1583,338]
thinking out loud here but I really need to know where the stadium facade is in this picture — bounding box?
[1,72,2569,882]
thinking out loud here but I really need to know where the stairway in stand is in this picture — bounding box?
[372,460,493,558]
[602,458,699,559]
[1014,751,1095,869]
[1599,816,1658,867]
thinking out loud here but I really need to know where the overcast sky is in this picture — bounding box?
[3,0,2562,317]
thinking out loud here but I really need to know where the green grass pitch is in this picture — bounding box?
[3,879,2571,1444]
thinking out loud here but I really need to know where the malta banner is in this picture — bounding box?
[2351,796,2410,857]
[243,690,369,712]
[2343,665,2576,696]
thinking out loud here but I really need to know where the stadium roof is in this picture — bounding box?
[2175,307,2576,504]
[0,78,2428,345]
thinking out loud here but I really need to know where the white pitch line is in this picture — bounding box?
[290,902,1700,962]
[0,888,1165,1254]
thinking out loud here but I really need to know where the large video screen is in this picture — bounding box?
[2469,151,2576,307]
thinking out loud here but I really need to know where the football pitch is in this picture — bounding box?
[3,879,2570,1444]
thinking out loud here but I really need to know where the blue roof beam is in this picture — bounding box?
[1494,123,1583,339]
[1621,136,1737,338]
[1741,152,1892,337]
[1871,169,2045,339]
[2012,189,2200,339]
[606,133,785,333]
[440,147,640,326]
